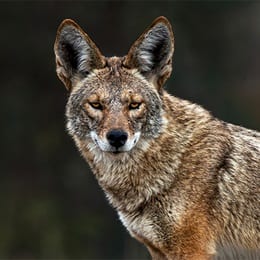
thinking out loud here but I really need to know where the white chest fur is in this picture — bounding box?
[118,210,158,242]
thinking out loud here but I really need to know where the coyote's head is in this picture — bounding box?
[54,17,174,155]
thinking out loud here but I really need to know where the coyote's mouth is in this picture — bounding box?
[90,131,141,153]
[112,150,123,154]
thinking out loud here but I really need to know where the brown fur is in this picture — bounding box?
[54,16,260,259]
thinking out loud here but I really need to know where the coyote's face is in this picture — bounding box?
[54,17,174,155]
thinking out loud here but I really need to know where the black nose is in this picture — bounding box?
[106,129,128,148]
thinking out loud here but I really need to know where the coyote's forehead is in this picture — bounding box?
[70,60,161,109]
[73,57,159,102]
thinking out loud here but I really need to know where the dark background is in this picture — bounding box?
[1,1,259,259]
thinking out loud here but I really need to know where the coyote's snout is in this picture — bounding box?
[93,129,140,153]
[84,87,143,154]
[55,16,259,259]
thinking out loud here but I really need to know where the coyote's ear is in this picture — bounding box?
[124,16,174,90]
[54,19,106,90]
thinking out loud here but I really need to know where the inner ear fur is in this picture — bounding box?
[54,19,105,90]
[124,16,174,90]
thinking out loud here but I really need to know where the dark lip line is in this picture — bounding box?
[103,149,126,155]
[112,150,124,154]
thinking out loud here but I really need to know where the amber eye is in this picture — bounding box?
[89,102,103,110]
[129,102,141,110]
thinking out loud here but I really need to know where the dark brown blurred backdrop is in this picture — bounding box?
[0,1,259,259]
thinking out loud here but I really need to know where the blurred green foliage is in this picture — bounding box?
[0,1,259,259]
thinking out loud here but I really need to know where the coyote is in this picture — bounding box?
[54,16,259,259]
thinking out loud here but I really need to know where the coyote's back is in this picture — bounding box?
[54,16,259,259]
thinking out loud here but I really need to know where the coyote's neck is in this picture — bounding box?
[86,144,180,213]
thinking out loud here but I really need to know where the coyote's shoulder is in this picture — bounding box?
[55,16,259,259]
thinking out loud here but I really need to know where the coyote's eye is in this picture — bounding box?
[89,102,103,110]
[129,102,141,110]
